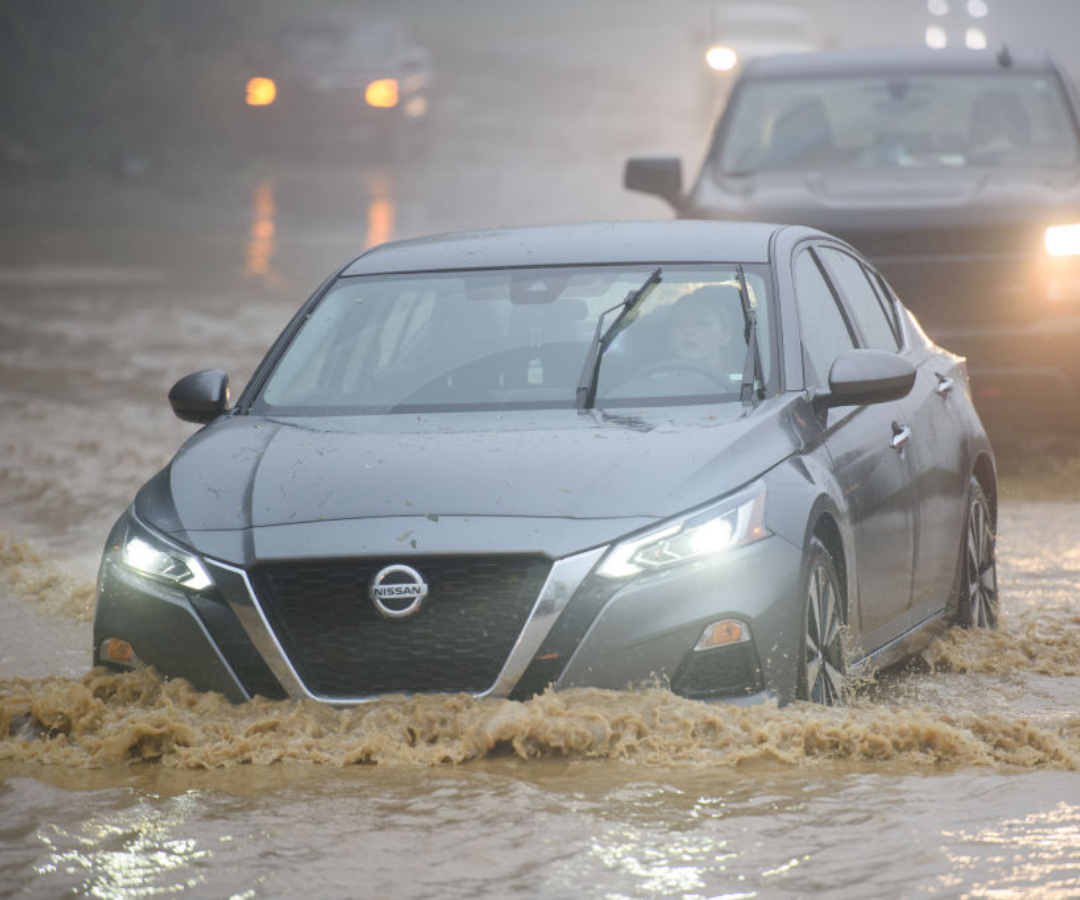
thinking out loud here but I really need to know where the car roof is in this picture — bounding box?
[741,45,1059,79]
[342,221,791,275]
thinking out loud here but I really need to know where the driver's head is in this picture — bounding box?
[669,285,739,366]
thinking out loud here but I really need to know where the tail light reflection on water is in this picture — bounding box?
[364,171,395,249]
[243,171,396,285]
[244,180,280,287]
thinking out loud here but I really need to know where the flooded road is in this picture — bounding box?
[3,46,1080,897]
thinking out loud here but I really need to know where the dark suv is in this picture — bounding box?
[626,46,1080,432]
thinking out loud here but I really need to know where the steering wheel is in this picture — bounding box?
[635,358,732,387]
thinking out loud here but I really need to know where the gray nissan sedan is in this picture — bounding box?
[93,221,998,707]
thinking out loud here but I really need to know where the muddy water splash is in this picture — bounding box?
[3,662,1078,771]
[0,535,94,623]
[3,576,1080,771]
[925,607,1080,677]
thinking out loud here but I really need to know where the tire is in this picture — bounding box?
[796,536,846,705]
[956,477,998,629]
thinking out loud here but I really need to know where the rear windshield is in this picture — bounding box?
[252,264,772,415]
[714,72,1080,174]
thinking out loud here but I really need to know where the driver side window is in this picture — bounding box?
[794,250,856,387]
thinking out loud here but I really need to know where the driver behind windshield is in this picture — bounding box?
[668,284,742,378]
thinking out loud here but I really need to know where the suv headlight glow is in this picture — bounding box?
[598,483,769,579]
[705,45,738,72]
[1045,224,1080,257]
[116,518,213,591]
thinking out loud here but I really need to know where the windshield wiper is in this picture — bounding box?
[576,266,663,410]
[736,265,764,405]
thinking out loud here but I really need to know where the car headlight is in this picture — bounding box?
[1045,224,1080,257]
[245,77,277,107]
[365,78,399,108]
[598,483,768,579]
[115,517,213,592]
[705,45,739,72]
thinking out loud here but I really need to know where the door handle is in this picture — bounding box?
[935,374,954,396]
[890,421,911,451]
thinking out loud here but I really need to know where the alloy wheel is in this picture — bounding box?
[965,488,998,629]
[803,555,844,705]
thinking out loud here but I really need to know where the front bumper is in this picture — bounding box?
[94,518,806,706]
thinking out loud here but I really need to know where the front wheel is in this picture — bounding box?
[796,537,846,705]
[956,477,998,629]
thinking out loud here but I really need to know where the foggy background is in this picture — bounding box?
[3,1,1078,254]
[3,0,1078,447]
[1,0,1079,459]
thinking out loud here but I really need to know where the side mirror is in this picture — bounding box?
[624,156,683,210]
[813,349,916,412]
[168,369,231,423]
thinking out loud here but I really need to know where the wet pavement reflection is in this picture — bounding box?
[4,761,1080,898]
[245,180,280,287]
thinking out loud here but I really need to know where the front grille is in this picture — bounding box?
[249,556,551,697]
[189,594,287,701]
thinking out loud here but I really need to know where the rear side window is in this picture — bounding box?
[817,248,901,351]
[794,250,856,386]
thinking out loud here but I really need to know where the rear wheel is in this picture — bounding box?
[797,537,845,705]
[956,478,998,629]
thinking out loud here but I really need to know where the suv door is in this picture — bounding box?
[795,246,917,651]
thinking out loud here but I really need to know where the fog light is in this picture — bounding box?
[404,96,428,117]
[694,619,749,651]
[100,638,139,668]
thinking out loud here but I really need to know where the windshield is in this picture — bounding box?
[714,72,1080,174]
[253,265,772,415]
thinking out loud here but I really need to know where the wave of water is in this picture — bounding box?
[3,661,1078,770]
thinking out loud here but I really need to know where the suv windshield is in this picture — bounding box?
[254,265,772,415]
[715,72,1080,174]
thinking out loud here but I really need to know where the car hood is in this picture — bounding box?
[693,165,1080,233]
[136,401,801,562]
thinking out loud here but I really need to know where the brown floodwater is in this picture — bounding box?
[3,148,1080,896]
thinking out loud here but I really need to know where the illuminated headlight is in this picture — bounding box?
[705,45,739,72]
[1046,224,1080,257]
[117,519,213,592]
[598,483,768,579]
[365,78,399,108]
[245,77,277,107]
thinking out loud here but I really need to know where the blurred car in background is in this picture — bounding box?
[627,46,1080,433]
[243,13,430,156]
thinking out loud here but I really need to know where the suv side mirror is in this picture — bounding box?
[168,369,230,423]
[813,349,915,412]
[624,156,682,210]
